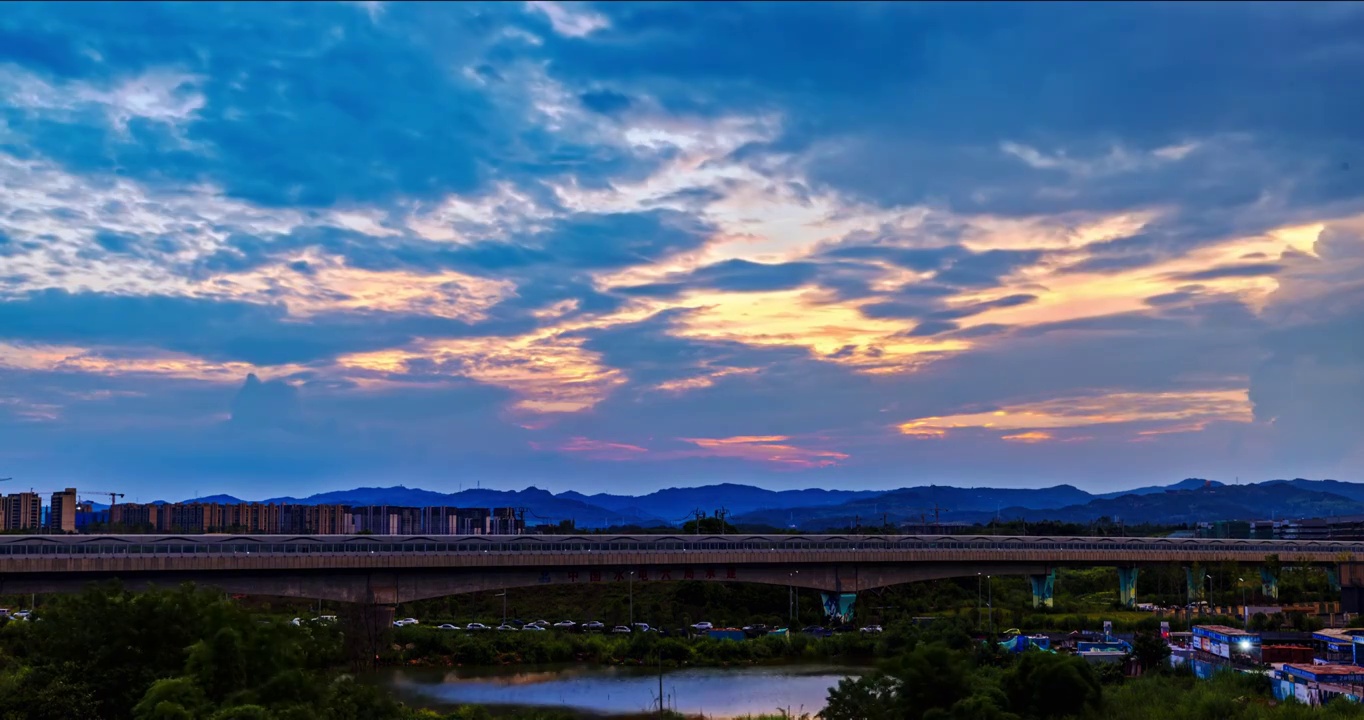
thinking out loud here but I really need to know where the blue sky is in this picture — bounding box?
[1,2,1362,500]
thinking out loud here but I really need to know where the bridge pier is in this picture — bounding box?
[1029,570,1055,609]
[1260,567,1280,601]
[1117,567,1139,608]
[820,592,856,624]
[1185,567,1201,605]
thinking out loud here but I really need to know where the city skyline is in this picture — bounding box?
[1,3,1363,499]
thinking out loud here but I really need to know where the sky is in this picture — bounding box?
[1,2,1363,501]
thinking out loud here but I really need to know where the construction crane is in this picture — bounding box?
[82,491,125,509]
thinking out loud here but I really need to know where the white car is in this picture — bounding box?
[399,617,419,626]
[437,624,461,631]
[466,622,491,631]
[496,624,518,631]
[583,621,606,631]
[633,623,651,633]
[522,624,546,631]
[612,625,632,634]
[859,625,884,634]
[553,620,577,629]
[290,617,302,626]
[691,621,713,631]
[13,611,31,621]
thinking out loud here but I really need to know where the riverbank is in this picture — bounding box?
[385,627,887,669]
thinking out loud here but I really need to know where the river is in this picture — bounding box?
[373,663,864,718]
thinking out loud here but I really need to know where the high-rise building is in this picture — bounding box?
[2,492,42,531]
[48,488,77,533]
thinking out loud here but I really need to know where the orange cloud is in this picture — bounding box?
[536,436,650,460]
[1001,431,1053,443]
[680,435,850,468]
[897,389,1251,439]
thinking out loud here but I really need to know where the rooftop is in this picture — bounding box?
[1194,625,1259,637]
[1284,663,1364,677]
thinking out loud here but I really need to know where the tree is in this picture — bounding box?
[1130,630,1171,675]
[821,674,900,720]
[889,643,974,720]
[1002,652,1101,719]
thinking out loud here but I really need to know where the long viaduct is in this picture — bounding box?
[5,533,1364,619]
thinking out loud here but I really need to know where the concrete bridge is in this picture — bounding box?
[3,533,1363,615]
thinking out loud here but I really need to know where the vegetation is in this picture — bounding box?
[0,581,1357,720]
[387,624,881,667]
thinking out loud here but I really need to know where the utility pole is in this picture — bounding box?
[714,507,729,534]
[629,571,635,627]
[987,574,993,635]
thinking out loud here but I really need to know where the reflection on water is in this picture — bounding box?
[377,663,863,718]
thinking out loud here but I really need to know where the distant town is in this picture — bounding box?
[2,488,527,535]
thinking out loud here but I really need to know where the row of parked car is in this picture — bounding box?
[394,617,886,637]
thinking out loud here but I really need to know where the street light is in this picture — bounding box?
[789,571,800,627]
[1238,577,1247,629]
[496,591,507,626]
[628,571,635,627]
[987,574,993,636]
[976,573,982,631]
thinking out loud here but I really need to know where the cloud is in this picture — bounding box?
[0,3,1361,494]
[0,289,530,366]
[1167,262,1283,282]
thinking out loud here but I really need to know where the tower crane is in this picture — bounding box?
[83,491,126,508]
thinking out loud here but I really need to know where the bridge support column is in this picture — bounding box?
[820,592,857,624]
[1029,570,1055,609]
[1260,567,1280,601]
[1118,567,1139,609]
[1185,567,1201,606]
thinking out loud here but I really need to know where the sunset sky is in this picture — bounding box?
[1,2,1362,500]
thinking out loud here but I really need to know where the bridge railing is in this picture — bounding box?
[0,535,1358,559]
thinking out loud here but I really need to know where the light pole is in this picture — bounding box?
[977,573,982,631]
[1205,573,1213,615]
[987,574,993,636]
[628,571,635,627]
[1239,577,1247,629]
[497,591,507,626]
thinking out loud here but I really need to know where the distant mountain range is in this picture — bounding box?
[159,477,1364,531]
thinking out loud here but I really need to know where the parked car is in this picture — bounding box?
[691,621,713,631]
[437,624,461,630]
[496,624,519,631]
[553,620,577,629]
[290,617,302,626]
[522,624,546,631]
[801,625,827,635]
[466,622,491,631]
[583,621,606,631]
[859,625,884,634]
[742,624,769,637]
[632,623,651,633]
[311,615,337,624]
[399,618,420,626]
[611,625,632,634]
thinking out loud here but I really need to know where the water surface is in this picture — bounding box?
[377,663,863,718]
